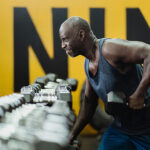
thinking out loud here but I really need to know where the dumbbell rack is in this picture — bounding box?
[0,73,80,150]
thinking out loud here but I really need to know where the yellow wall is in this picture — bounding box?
[1,0,150,134]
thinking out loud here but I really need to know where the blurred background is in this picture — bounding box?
[1,0,150,148]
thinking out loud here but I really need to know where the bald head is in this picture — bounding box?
[61,16,91,33]
[59,17,96,58]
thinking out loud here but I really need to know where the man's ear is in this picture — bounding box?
[79,30,85,41]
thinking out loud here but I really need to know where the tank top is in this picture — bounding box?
[84,38,150,135]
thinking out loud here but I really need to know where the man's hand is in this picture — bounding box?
[128,93,145,110]
[69,132,74,144]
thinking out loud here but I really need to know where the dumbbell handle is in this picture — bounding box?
[107,91,149,107]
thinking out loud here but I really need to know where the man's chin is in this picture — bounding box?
[66,51,74,57]
[69,55,76,58]
[66,50,79,57]
[67,54,75,58]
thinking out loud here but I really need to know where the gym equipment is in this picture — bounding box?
[66,78,78,91]
[46,73,58,82]
[106,91,129,116]
[0,73,80,150]
[56,81,72,108]
[21,84,41,103]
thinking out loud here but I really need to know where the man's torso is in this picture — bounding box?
[84,38,150,135]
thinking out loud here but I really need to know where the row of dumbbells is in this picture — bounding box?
[0,101,77,150]
[0,73,80,150]
[21,73,77,107]
[0,101,76,150]
[0,73,77,125]
[0,93,25,118]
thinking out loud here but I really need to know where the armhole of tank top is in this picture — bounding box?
[99,38,108,68]
[99,38,108,56]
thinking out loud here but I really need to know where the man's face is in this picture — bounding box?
[59,23,82,57]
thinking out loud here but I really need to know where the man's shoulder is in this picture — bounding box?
[102,38,126,46]
[102,38,128,55]
[101,38,129,67]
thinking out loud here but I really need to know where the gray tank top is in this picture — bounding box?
[84,38,150,135]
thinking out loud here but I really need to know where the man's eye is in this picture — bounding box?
[62,38,68,42]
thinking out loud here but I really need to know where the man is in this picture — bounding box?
[59,16,150,150]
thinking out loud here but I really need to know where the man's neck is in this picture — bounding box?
[84,38,100,61]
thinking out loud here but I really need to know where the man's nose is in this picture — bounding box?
[61,42,67,49]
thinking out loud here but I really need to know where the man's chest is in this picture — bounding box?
[88,61,98,77]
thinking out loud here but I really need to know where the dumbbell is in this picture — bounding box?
[34,73,58,88]
[106,91,128,115]
[20,86,35,103]
[107,91,149,109]
[21,84,42,103]
[33,89,57,103]
[44,81,58,89]
[29,84,41,93]
[34,76,49,88]
[47,100,70,116]
[0,107,5,118]
[46,73,58,82]
[66,78,78,91]
[56,78,66,83]
[0,94,25,113]
[67,111,76,129]
[106,91,149,116]
[56,81,72,109]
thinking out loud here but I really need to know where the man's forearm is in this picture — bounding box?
[129,55,150,109]
[135,56,150,97]
[134,78,150,98]
[70,96,98,141]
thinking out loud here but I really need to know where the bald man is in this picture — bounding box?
[59,17,150,150]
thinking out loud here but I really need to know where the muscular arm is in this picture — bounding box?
[103,38,150,109]
[70,78,98,142]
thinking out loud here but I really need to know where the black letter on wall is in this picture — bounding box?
[127,8,150,43]
[14,8,68,91]
[90,8,105,38]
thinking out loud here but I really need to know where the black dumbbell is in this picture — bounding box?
[66,78,78,91]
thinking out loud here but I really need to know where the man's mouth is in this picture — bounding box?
[65,49,72,54]
[65,49,71,51]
